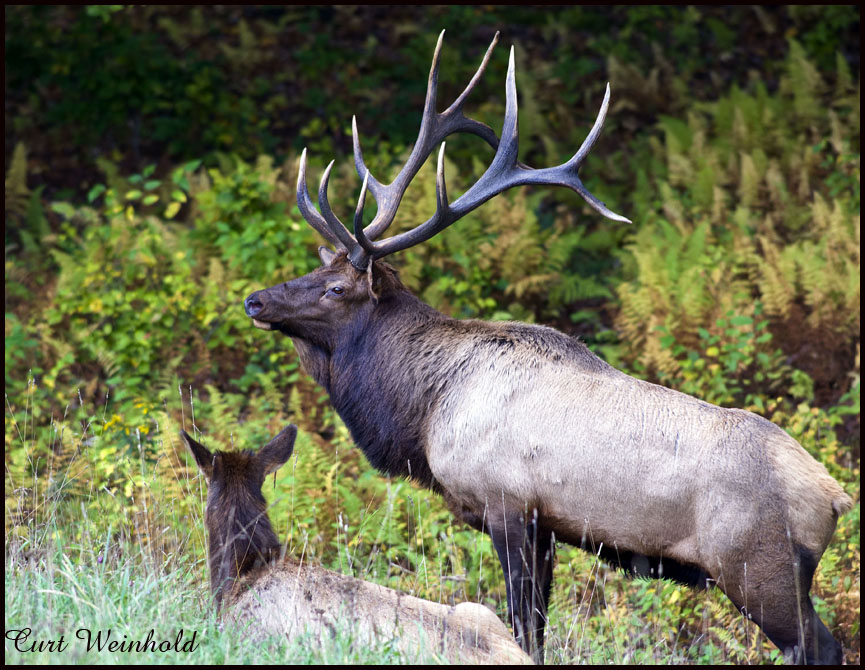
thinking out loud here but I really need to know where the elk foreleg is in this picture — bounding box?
[489,509,555,664]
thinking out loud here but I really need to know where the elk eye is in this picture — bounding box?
[328,286,344,296]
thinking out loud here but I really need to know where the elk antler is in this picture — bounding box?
[297,30,630,271]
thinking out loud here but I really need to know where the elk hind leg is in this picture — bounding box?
[719,545,842,665]
[749,594,841,665]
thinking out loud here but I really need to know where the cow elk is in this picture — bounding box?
[181,426,533,665]
[243,32,852,664]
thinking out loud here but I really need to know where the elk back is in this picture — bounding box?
[223,556,533,665]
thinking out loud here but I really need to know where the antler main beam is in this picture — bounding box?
[296,30,630,270]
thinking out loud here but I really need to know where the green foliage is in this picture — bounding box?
[788,5,862,72]
[656,304,799,411]
[616,42,860,405]
[5,144,52,258]
[8,157,321,409]
[6,7,272,163]
[4,314,41,386]
[191,154,320,280]
[48,209,189,380]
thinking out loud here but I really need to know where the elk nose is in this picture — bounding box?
[245,293,264,317]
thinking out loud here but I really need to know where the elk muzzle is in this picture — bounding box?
[244,291,272,330]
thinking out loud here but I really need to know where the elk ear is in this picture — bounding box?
[318,246,338,266]
[365,260,380,303]
[181,430,214,483]
[257,424,298,476]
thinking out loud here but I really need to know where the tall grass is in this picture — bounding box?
[4,536,432,664]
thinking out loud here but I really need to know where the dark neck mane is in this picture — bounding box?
[292,267,451,488]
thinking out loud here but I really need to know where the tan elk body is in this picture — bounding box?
[181,427,533,665]
[242,32,853,664]
[425,327,847,564]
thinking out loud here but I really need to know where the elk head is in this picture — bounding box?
[182,425,298,609]
[245,247,384,344]
[244,31,629,336]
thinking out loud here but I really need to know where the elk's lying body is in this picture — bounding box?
[181,426,532,665]
[243,32,852,664]
[226,556,532,664]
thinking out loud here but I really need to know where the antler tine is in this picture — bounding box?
[437,32,504,154]
[444,31,498,116]
[561,84,631,223]
[424,29,445,119]
[443,30,505,155]
[494,46,519,168]
[569,83,611,169]
[555,83,631,222]
[351,116,384,201]
[352,171,377,255]
[296,149,347,250]
[435,143,451,217]
[317,161,359,250]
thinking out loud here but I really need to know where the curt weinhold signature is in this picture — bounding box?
[5,628,200,654]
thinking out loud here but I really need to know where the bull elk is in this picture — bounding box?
[181,425,532,664]
[243,32,852,664]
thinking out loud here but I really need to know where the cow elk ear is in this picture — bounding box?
[318,246,338,267]
[258,424,298,476]
[181,430,215,484]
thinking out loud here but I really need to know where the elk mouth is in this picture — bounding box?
[250,316,296,336]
